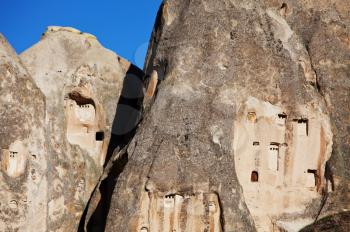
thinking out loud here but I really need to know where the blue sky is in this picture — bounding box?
[0,0,162,68]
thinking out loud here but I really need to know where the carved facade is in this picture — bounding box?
[233,97,333,231]
[133,190,222,232]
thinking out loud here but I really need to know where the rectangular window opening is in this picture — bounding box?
[96,131,104,141]
[307,169,318,187]
[278,113,287,119]
[251,171,259,182]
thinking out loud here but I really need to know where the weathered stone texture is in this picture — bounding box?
[0,34,47,232]
[0,26,142,231]
[105,0,349,232]
[18,26,136,232]
[0,0,349,231]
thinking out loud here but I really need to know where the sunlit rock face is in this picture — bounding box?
[17,26,136,232]
[0,34,47,232]
[0,26,140,232]
[105,0,349,232]
[134,190,222,231]
[233,97,332,231]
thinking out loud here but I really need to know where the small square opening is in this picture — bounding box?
[251,171,259,182]
[96,131,104,141]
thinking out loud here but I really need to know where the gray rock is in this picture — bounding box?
[19,26,143,232]
[105,1,349,231]
[0,26,144,232]
[0,34,47,231]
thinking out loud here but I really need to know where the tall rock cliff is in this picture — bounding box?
[0,34,47,232]
[0,0,349,231]
[105,0,349,232]
[0,27,145,231]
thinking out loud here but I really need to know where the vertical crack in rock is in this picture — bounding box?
[1,0,349,231]
[15,27,145,231]
[104,1,347,232]
[78,64,147,232]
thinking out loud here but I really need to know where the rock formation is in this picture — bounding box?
[104,0,349,232]
[0,34,47,232]
[1,26,145,231]
[0,0,349,231]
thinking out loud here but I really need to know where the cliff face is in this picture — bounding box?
[0,27,145,231]
[105,0,349,232]
[0,0,349,232]
[0,34,47,232]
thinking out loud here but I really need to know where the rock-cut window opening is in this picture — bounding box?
[9,151,18,158]
[307,169,318,187]
[209,201,216,212]
[140,227,148,232]
[95,131,104,141]
[251,171,259,182]
[294,118,309,136]
[278,113,287,119]
[268,143,279,171]
[247,112,257,123]
[68,92,95,107]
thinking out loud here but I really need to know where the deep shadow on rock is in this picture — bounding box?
[78,64,146,232]
[299,212,350,232]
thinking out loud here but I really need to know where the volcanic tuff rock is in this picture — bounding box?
[0,26,145,231]
[0,0,349,232]
[0,34,47,232]
[105,0,350,232]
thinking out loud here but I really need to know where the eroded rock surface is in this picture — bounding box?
[1,1,349,231]
[0,34,47,231]
[105,0,349,232]
[18,26,143,231]
[0,26,146,231]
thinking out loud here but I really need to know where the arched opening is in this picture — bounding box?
[247,112,257,123]
[65,90,102,154]
[208,201,216,212]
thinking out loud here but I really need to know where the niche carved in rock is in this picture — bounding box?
[1,140,27,178]
[233,97,333,231]
[64,89,105,161]
[134,190,222,232]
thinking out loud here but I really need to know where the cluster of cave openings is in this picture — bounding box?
[65,91,104,150]
[247,111,288,125]
[139,193,221,231]
[294,118,309,136]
